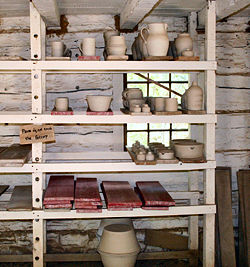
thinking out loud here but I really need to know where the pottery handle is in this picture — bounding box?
[78,42,83,55]
[140,27,148,44]
[122,88,129,99]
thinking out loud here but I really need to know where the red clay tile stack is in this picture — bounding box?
[135,181,175,210]
[75,178,102,213]
[43,175,74,209]
[102,181,142,210]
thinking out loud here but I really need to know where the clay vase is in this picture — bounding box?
[107,36,127,56]
[103,30,120,47]
[186,81,203,110]
[140,23,169,57]
[175,33,193,56]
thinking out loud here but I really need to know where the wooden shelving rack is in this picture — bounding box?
[0,1,216,266]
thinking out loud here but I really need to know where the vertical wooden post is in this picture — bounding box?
[33,219,44,267]
[30,3,46,266]
[203,1,216,267]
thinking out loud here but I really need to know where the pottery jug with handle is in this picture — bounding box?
[140,23,169,57]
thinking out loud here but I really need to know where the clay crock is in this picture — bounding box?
[175,33,193,56]
[174,142,204,159]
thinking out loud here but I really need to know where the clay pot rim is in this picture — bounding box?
[174,142,203,147]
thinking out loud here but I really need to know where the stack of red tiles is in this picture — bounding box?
[75,178,102,213]
[135,181,175,210]
[43,175,74,209]
[102,181,142,211]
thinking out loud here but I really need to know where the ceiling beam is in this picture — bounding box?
[198,0,250,27]
[216,0,250,20]
[120,0,161,29]
[32,0,60,27]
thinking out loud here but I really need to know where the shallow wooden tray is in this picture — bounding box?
[181,109,206,114]
[7,186,32,211]
[46,57,71,61]
[127,148,157,165]
[178,157,207,163]
[153,110,182,115]
[121,108,152,116]
[78,56,100,61]
[106,55,128,61]
[174,56,200,61]
[0,144,31,167]
[143,56,173,61]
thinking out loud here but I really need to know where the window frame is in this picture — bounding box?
[123,73,189,150]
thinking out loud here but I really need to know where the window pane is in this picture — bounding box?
[127,73,146,82]
[127,123,147,130]
[127,132,148,147]
[127,83,147,97]
[149,83,169,97]
[172,131,190,140]
[150,131,170,146]
[171,73,189,81]
[171,83,189,101]
[172,123,189,130]
[149,123,170,130]
[149,73,169,81]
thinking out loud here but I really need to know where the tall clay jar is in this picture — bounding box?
[175,33,193,56]
[186,81,203,110]
[140,23,169,57]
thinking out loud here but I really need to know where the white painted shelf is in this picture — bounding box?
[0,161,216,173]
[0,205,216,221]
[0,60,217,73]
[0,112,217,124]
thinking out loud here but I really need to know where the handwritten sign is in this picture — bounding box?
[20,125,55,145]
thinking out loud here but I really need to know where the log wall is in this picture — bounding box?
[0,14,249,255]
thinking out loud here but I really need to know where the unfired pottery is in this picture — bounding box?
[108,36,127,56]
[80,38,96,56]
[51,41,65,57]
[158,149,175,160]
[165,98,178,112]
[98,224,140,254]
[137,151,146,161]
[186,81,203,110]
[141,23,169,56]
[175,33,193,56]
[182,49,194,57]
[55,97,69,111]
[154,97,165,112]
[104,30,120,47]
[123,88,143,100]
[98,251,139,267]
[86,95,112,112]
[146,151,155,161]
[142,104,150,113]
[174,142,204,159]
[138,28,149,58]
[130,104,141,113]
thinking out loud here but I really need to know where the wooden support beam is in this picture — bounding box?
[32,0,60,27]
[120,0,161,29]
[217,0,250,20]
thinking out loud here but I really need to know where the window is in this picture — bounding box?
[124,73,190,149]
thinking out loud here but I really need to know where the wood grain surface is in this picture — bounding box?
[215,167,236,267]
[44,176,75,201]
[7,186,32,211]
[136,181,175,207]
[102,181,142,208]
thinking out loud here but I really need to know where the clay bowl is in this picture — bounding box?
[98,250,139,267]
[158,149,175,160]
[174,142,204,159]
[86,95,112,112]
[97,218,133,240]
[170,139,196,148]
[98,224,140,254]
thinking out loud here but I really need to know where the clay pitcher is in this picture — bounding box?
[140,23,169,57]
